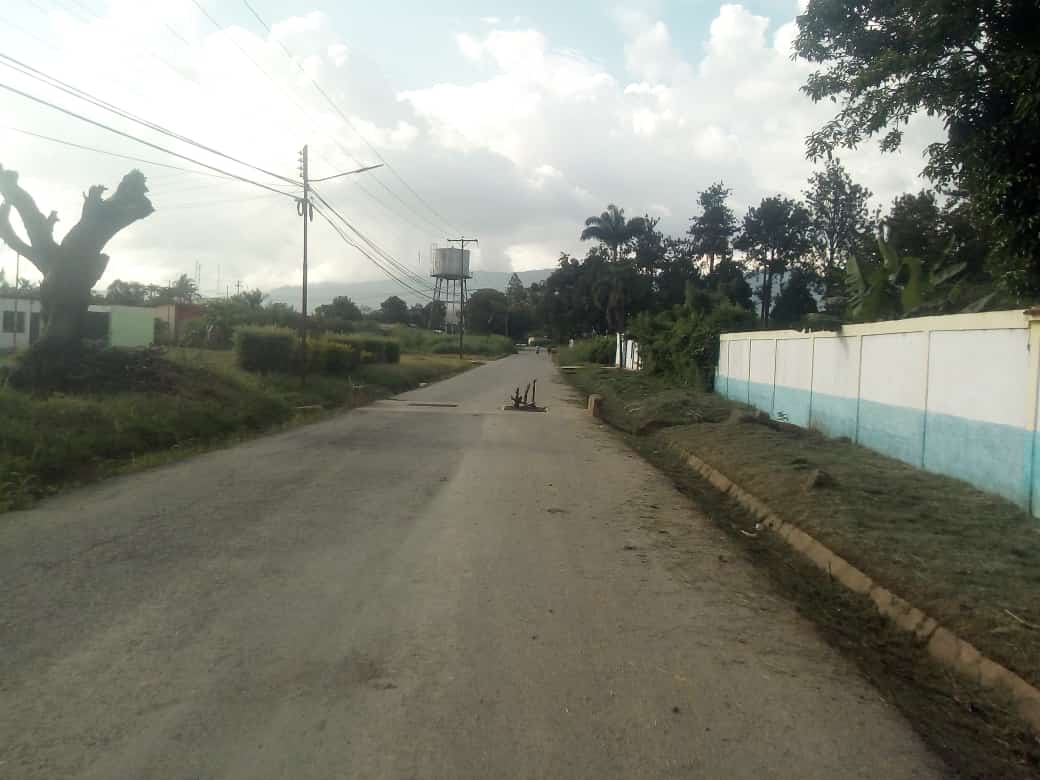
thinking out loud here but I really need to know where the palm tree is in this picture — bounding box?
[580,204,646,262]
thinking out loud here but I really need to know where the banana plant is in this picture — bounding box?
[846,237,967,320]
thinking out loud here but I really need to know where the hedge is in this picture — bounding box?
[234,327,400,376]
[235,326,296,373]
[328,335,400,364]
[308,338,360,375]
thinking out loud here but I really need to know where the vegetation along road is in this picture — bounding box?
[0,352,943,778]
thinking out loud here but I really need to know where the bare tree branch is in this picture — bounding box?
[0,165,59,272]
[0,201,37,264]
[61,170,153,262]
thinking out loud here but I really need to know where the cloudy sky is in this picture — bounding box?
[0,0,943,298]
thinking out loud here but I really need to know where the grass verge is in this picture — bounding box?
[564,366,1040,779]
[0,349,471,513]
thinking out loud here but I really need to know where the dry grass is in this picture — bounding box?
[665,421,1040,689]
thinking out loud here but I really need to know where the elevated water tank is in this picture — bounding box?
[432,247,471,279]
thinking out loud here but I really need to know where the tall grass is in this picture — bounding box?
[556,336,615,366]
[387,326,515,357]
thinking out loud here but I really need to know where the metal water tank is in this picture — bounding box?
[432,247,471,279]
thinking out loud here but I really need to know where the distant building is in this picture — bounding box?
[1,295,156,352]
[0,295,41,351]
[152,302,206,342]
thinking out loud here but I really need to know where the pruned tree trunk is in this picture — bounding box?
[0,165,153,364]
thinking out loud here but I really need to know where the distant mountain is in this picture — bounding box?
[267,268,555,310]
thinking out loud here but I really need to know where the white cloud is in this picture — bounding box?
[0,2,944,297]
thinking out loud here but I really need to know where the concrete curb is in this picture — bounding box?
[675,445,1040,735]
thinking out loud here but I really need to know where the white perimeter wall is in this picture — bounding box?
[717,311,1040,515]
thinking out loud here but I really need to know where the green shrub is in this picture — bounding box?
[308,338,360,375]
[327,334,400,364]
[630,297,757,389]
[558,336,615,366]
[235,326,296,373]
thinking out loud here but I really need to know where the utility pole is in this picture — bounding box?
[447,236,477,359]
[297,144,313,380]
[12,252,20,351]
[235,280,242,296]
[289,150,380,380]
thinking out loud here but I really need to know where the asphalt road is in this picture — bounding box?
[0,352,944,779]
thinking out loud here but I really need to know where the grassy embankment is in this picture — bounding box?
[0,346,471,512]
[563,363,1040,780]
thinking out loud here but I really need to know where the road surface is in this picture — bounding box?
[0,352,943,778]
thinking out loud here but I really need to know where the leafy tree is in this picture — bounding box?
[233,288,265,310]
[688,182,737,273]
[654,236,700,309]
[424,299,447,329]
[884,191,946,266]
[795,0,1040,295]
[633,215,666,276]
[315,295,362,321]
[734,197,813,324]
[0,166,153,363]
[506,303,533,340]
[466,288,509,334]
[580,204,646,262]
[169,273,199,304]
[505,273,527,305]
[105,279,152,306]
[407,303,426,327]
[805,159,873,280]
[770,268,819,327]
[705,259,754,311]
[378,295,409,323]
[630,293,757,388]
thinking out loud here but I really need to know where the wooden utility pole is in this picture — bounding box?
[297,145,313,379]
[447,236,477,359]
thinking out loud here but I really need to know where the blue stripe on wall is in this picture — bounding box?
[855,399,925,468]
[717,373,1035,512]
[809,391,858,440]
[924,411,1032,507]
[725,378,751,405]
[748,382,774,416]
[771,384,811,428]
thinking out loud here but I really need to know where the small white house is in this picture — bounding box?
[1,296,156,351]
[0,296,41,351]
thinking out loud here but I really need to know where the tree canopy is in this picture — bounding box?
[735,196,813,324]
[688,182,737,274]
[580,204,647,262]
[315,295,363,321]
[378,295,409,323]
[795,0,1040,294]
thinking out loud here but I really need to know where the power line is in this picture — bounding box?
[4,126,241,181]
[311,203,435,301]
[314,206,434,301]
[190,0,442,243]
[0,81,299,199]
[240,0,458,236]
[158,193,285,210]
[0,53,300,186]
[311,187,434,290]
